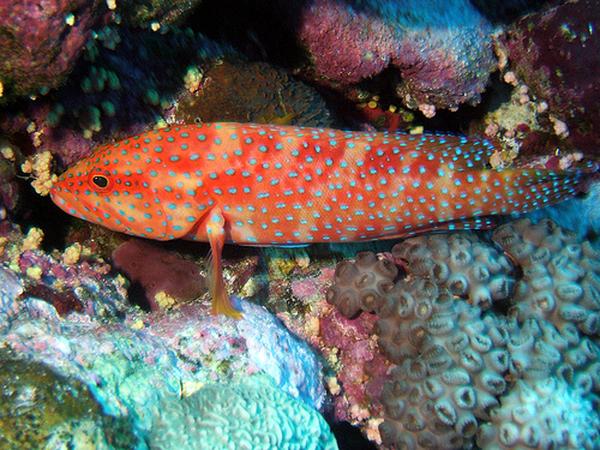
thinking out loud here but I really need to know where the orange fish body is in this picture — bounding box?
[50,122,594,317]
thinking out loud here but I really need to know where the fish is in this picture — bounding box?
[50,122,596,318]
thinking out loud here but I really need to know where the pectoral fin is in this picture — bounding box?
[205,207,242,319]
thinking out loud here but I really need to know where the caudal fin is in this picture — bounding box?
[471,163,598,216]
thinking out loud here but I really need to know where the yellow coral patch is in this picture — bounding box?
[154,291,177,310]
[21,151,57,196]
[22,227,44,251]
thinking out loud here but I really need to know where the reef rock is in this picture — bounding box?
[0,0,104,104]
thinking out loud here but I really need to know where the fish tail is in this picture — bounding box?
[499,164,597,211]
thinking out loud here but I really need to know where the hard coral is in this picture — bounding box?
[377,279,509,450]
[326,251,398,318]
[326,218,600,448]
[0,351,137,449]
[0,223,128,324]
[0,0,103,104]
[173,59,333,127]
[296,0,496,112]
[112,239,206,311]
[150,375,337,450]
[0,26,229,166]
[507,318,600,396]
[319,304,390,427]
[391,233,515,309]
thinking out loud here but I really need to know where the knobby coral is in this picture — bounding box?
[327,218,600,449]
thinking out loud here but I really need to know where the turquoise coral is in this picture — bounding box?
[150,375,337,450]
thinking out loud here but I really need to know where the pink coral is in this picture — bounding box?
[501,0,600,152]
[320,305,390,424]
[296,0,496,111]
[0,0,104,103]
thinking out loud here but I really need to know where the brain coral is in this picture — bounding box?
[149,375,337,450]
[492,218,600,335]
[477,378,600,449]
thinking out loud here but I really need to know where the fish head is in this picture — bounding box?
[50,145,168,239]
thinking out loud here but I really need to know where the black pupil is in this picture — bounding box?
[92,176,108,188]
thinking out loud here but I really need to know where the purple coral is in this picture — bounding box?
[296,0,496,113]
[0,0,104,103]
[500,0,600,152]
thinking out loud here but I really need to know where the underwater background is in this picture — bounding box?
[0,0,599,449]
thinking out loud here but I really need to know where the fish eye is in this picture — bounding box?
[90,174,110,190]
[92,175,108,188]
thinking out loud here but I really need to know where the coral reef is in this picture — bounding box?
[492,218,600,335]
[0,138,21,219]
[112,239,206,311]
[0,221,329,445]
[0,224,129,322]
[0,0,104,104]
[150,375,337,450]
[0,26,230,166]
[1,1,599,448]
[172,59,333,127]
[377,279,509,449]
[319,304,390,429]
[327,218,600,449]
[326,251,398,318]
[506,318,600,396]
[477,378,600,449]
[295,0,496,113]
[527,180,600,239]
[390,233,515,309]
[119,0,202,27]
[500,0,600,152]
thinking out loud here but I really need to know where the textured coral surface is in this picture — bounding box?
[327,219,600,449]
[296,0,496,112]
[501,0,600,152]
[0,0,103,103]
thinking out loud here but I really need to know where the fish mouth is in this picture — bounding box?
[49,188,70,213]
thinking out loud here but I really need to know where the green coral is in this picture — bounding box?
[0,351,137,449]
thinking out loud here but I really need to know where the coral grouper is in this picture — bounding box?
[50,122,596,318]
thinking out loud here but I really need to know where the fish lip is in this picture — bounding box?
[49,188,68,211]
